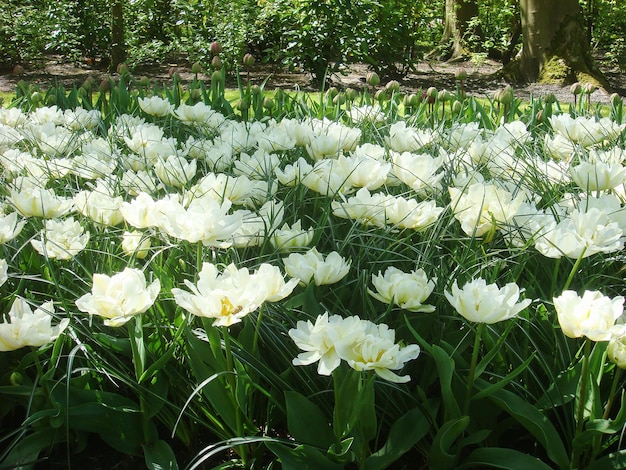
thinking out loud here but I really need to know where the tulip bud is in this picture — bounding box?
[452,100,462,114]
[45,94,56,105]
[544,93,556,104]
[584,83,597,94]
[210,41,223,55]
[30,91,42,104]
[168,66,177,78]
[408,93,420,107]
[99,78,111,93]
[211,70,223,83]
[10,372,23,386]
[332,93,346,106]
[374,89,386,101]
[608,333,626,369]
[454,69,467,81]
[385,80,400,93]
[211,55,222,70]
[263,97,275,110]
[366,72,380,87]
[191,62,203,74]
[611,93,622,107]
[243,53,255,68]
[326,87,339,99]
[499,90,514,105]
[83,76,95,92]
[438,89,451,102]
[535,109,544,123]
[117,62,129,76]
[426,86,438,100]
[570,82,581,95]
[237,97,250,111]
[12,64,24,76]
[139,76,150,88]
[345,88,358,101]
[190,88,202,100]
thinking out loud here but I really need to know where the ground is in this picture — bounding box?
[1,55,625,105]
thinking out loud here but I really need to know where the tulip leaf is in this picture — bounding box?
[431,345,462,420]
[364,407,430,470]
[428,415,470,470]
[572,390,626,450]
[535,361,582,410]
[479,383,570,470]
[458,447,555,469]
[143,439,179,470]
[285,390,335,449]
[266,442,344,470]
[473,353,535,400]
[588,448,626,470]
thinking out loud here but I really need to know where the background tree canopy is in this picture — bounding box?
[1,0,625,84]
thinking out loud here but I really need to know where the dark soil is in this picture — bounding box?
[1,55,625,104]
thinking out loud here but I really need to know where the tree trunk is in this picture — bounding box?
[428,0,481,61]
[504,0,609,89]
[110,0,125,72]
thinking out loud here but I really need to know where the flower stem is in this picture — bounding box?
[222,326,248,466]
[571,337,592,469]
[563,247,587,292]
[464,323,484,416]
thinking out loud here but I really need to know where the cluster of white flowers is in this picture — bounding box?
[289,312,420,383]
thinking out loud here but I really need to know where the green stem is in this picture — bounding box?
[571,337,592,469]
[251,305,264,357]
[222,326,248,466]
[464,323,484,416]
[128,317,152,445]
[563,247,587,292]
[592,367,623,461]
[196,242,203,275]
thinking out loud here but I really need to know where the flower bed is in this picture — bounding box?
[1,74,625,469]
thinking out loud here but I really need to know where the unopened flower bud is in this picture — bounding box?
[570,82,582,95]
[139,76,150,88]
[263,97,275,110]
[499,90,514,105]
[243,53,255,68]
[535,109,544,123]
[10,372,23,386]
[12,64,24,76]
[117,63,129,75]
[426,86,438,99]
[454,69,467,81]
[374,89,386,101]
[611,93,622,107]
[191,62,203,74]
[168,66,177,78]
[30,91,42,104]
[210,41,223,55]
[326,87,338,99]
[251,85,261,96]
[584,83,597,94]
[237,97,250,111]
[211,55,222,70]
[438,89,451,102]
[45,94,55,105]
[385,80,400,93]
[366,72,380,87]
[408,93,420,106]
[99,78,111,93]
[452,100,462,113]
[211,70,223,83]
[544,93,556,104]
[345,88,358,101]
[190,88,202,100]
[332,93,346,105]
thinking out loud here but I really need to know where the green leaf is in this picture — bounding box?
[432,345,462,420]
[285,391,335,449]
[143,439,179,470]
[588,448,626,470]
[364,407,430,470]
[0,429,58,470]
[535,361,582,409]
[459,447,555,469]
[573,390,626,450]
[428,416,470,470]
[480,383,570,470]
[266,442,344,470]
[473,353,535,400]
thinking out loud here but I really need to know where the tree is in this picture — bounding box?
[110,0,125,71]
[428,0,481,61]
[503,0,609,88]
